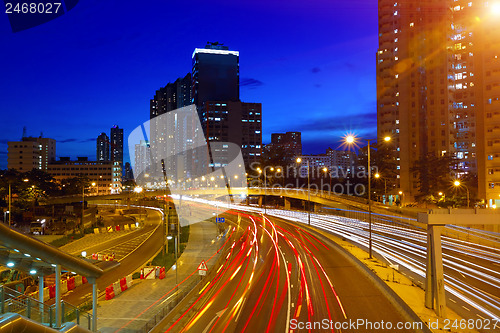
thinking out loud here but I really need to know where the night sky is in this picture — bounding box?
[0,0,378,169]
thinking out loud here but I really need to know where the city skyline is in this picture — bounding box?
[0,0,378,169]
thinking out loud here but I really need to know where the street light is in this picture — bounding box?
[453,180,470,208]
[344,134,391,259]
[322,167,332,193]
[167,235,178,290]
[296,157,311,226]
[276,168,282,187]
[374,173,387,203]
[398,191,404,207]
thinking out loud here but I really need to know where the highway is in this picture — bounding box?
[160,211,416,332]
[259,208,500,331]
[57,208,165,306]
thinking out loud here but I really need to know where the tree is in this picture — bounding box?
[411,153,458,201]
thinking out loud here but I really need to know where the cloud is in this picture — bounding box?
[59,138,95,143]
[299,111,377,133]
[240,78,264,89]
[311,67,321,73]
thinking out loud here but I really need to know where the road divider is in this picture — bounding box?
[92,252,116,261]
[94,223,138,234]
[104,274,134,301]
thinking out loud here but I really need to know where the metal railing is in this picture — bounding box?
[0,285,93,330]
[140,278,200,333]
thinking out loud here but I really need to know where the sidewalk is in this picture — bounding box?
[95,220,222,333]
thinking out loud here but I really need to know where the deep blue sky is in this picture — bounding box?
[0,0,378,169]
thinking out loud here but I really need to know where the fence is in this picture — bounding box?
[0,285,93,330]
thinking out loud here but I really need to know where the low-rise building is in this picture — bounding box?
[47,157,121,195]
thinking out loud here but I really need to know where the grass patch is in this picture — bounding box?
[149,225,190,270]
[49,233,85,247]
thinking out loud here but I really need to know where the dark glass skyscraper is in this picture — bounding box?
[191,43,261,169]
[192,43,239,108]
[96,132,110,162]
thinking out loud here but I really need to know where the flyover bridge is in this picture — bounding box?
[44,187,422,230]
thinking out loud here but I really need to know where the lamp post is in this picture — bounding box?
[81,183,85,234]
[322,167,332,193]
[296,158,311,225]
[454,180,470,208]
[134,186,144,221]
[344,134,391,259]
[263,167,275,214]
[438,191,445,205]
[8,181,12,226]
[167,235,178,291]
[80,182,95,234]
[374,173,387,203]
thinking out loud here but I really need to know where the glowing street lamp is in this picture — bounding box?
[296,157,311,226]
[343,134,391,259]
[453,180,470,208]
[374,173,387,202]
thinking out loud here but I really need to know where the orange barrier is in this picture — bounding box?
[67,277,75,291]
[105,285,115,300]
[158,267,166,280]
[48,285,55,298]
[120,277,128,292]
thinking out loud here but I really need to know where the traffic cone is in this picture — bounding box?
[140,268,144,279]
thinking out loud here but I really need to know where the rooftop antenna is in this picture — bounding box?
[40,131,43,138]
[22,126,27,139]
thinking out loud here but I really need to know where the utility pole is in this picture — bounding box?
[8,182,11,227]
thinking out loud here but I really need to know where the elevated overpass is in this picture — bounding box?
[44,187,420,228]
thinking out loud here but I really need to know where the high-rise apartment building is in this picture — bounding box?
[149,75,193,181]
[7,136,56,172]
[150,73,192,119]
[96,132,110,162]
[377,0,500,205]
[271,132,302,156]
[110,125,123,174]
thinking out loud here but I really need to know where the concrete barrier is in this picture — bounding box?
[61,279,68,294]
[43,287,50,302]
[113,281,121,296]
[126,274,133,288]
[144,267,156,280]
[75,275,82,287]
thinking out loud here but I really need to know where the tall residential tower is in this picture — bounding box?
[377,0,500,206]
